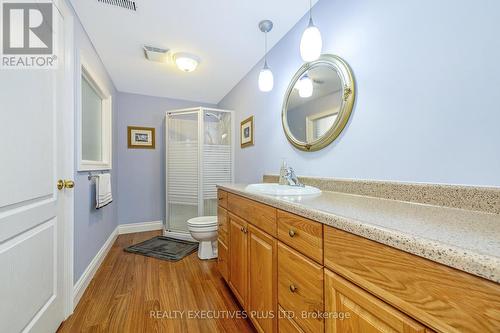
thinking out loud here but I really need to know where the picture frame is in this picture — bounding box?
[127,126,155,149]
[240,116,254,148]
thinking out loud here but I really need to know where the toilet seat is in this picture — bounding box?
[187,216,217,228]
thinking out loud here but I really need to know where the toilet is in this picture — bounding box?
[187,216,218,260]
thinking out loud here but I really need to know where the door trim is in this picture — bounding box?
[54,0,75,318]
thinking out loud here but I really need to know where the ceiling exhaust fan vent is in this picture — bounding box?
[97,0,137,11]
[143,45,169,62]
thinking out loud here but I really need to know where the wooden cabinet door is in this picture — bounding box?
[248,224,277,333]
[217,239,229,282]
[218,206,228,245]
[324,269,426,333]
[228,213,248,307]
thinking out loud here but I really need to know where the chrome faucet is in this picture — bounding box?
[281,166,304,187]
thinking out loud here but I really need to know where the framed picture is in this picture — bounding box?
[128,126,155,149]
[240,116,254,148]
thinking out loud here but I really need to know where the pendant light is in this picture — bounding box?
[298,74,313,98]
[258,20,274,92]
[300,0,322,62]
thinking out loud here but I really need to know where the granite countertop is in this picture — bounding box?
[217,183,500,283]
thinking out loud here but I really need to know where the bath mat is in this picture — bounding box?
[124,236,198,261]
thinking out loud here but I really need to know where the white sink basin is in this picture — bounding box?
[245,183,321,196]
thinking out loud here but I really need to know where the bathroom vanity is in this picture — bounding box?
[216,181,500,333]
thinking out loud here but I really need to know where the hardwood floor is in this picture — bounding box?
[59,231,255,333]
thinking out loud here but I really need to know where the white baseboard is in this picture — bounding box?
[73,227,118,308]
[118,220,163,234]
[164,230,197,242]
[72,220,165,309]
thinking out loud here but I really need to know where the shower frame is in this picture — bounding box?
[164,107,235,240]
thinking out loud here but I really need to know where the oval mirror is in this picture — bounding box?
[282,54,355,151]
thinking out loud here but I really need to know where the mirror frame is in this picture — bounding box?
[281,54,355,151]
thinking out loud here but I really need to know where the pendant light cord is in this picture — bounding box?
[264,31,268,67]
[309,0,312,20]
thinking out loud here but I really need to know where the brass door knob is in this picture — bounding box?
[288,229,296,237]
[64,180,75,189]
[289,284,297,293]
[57,179,75,190]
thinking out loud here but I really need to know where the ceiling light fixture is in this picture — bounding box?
[258,20,274,92]
[173,52,200,72]
[300,0,322,62]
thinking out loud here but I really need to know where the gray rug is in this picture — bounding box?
[124,236,198,261]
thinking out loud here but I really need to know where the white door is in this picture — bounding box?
[0,3,71,332]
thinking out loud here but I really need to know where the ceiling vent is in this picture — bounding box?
[97,0,137,11]
[143,45,170,63]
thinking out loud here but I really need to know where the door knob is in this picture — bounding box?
[64,180,75,189]
[57,179,75,190]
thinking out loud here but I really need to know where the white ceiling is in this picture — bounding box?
[71,0,319,104]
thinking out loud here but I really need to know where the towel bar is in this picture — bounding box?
[88,172,107,180]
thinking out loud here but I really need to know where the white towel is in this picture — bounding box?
[96,173,112,209]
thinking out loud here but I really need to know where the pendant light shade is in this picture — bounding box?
[300,1,322,62]
[258,20,274,92]
[300,18,322,61]
[259,63,274,92]
[298,74,313,98]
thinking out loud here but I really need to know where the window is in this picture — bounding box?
[306,109,339,142]
[78,61,112,171]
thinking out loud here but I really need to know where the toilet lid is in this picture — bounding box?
[187,216,217,227]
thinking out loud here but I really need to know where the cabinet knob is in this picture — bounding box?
[243,227,248,234]
[289,284,297,293]
[288,229,296,237]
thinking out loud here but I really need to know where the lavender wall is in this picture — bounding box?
[72,6,118,283]
[218,0,500,186]
[116,92,214,225]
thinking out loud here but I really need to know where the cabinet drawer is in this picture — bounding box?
[278,306,304,333]
[324,226,500,333]
[278,242,324,333]
[277,210,323,264]
[325,269,426,333]
[217,240,228,282]
[217,206,228,244]
[217,190,228,208]
[228,193,277,236]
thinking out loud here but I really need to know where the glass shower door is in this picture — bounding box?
[167,111,199,233]
[203,110,232,216]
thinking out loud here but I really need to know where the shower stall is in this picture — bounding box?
[164,107,234,239]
